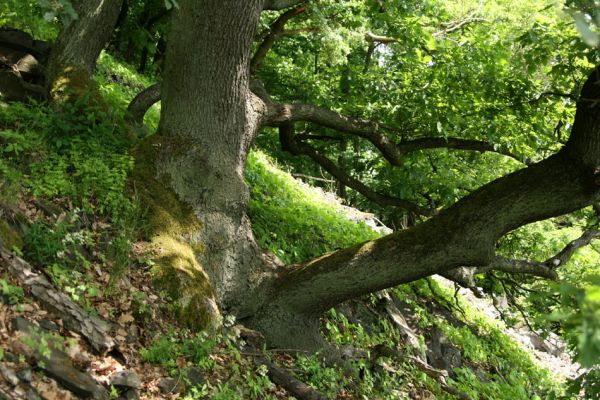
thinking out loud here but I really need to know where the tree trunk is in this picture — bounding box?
[153,0,274,321]
[46,0,124,101]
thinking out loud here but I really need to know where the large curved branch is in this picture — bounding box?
[251,6,306,74]
[127,82,161,124]
[261,100,526,165]
[264,102,407,165]
[263,0,307,11]
[279,124,432,216]
[255,66,600,316]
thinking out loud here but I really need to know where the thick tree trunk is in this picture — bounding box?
[154,0,274,319]
[46,0,123,100]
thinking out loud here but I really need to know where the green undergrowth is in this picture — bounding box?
[96,53,161,131]
[246,150,382,264]
[0,71,142,303]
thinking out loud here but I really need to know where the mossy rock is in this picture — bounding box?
[0,218,23,251]
[131,136,220,330]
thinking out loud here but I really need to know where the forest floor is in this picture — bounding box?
[0,169,580,400]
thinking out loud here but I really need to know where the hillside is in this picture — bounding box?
[1,1,600,398]
[0,53,577,396]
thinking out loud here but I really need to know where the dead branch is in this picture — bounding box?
[0,247,115,354]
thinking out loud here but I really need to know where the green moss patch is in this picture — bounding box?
[0,218,23,251]
[132,135,220,330]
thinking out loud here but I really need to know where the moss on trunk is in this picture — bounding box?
[131,135,220,330]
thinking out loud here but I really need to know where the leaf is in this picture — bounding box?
[118,313,135,325]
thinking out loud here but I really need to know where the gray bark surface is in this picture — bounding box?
[46,0,124,90]
[157,0,275,316]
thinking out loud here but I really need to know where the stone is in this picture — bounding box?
[0,27,51,62]
[16,368,32,383]
[0,70,44,102]
[11,316,37,333]
[38,320,60,333]
[109,370,141,389]
[184,366,205,387]
[120,388,140,400]
[38,348,108,399]
[426,325,462,376]
[25,389,42,400]
[0,364,19,386]
[158,377,184,394]
[2,351,18,362]
[12,323,108,400]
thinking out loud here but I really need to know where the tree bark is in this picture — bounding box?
[155,0,274,317]
[46,0,124,100]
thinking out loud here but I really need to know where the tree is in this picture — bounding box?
[45,0,123,101]
[47,0,600,351]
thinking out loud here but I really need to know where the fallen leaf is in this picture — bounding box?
[118,313,135,325]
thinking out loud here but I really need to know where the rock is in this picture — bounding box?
[39,319,60,333]
[426,325,462,375]
[109,370,141,389]
[378,292,426,361]
[2,351,18,362]
[15,54,40,79]
[0,70,44,102]
[120,389,140,400]
[184,366,205,387]
[11,316,37,333]
[11,323,108,400]
[158,377,184,394]
[16,368,32,383]
[0,364,19,386]
[236,325,265,349]
[0,27,51,62]
[38,348,107,399]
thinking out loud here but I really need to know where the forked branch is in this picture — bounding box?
[251,6,307,74]
[444,230,600,287]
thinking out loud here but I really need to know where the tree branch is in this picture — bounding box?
[254,66,600,318]
[251,6,306,74]
[365,31,400,43]
[263,0,307,11]
[397,137,526,163]
[127,82,161,124]
[444,229,600,287]
[279,124,431,216]
[260,98,528,165]
[433,17,487,37]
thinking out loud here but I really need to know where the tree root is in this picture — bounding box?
[238,326,327,400]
